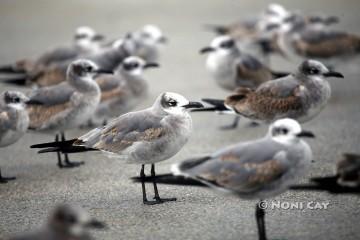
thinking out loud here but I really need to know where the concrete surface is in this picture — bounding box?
[0,0,360,239]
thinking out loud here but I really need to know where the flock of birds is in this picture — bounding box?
[1,3,360,240]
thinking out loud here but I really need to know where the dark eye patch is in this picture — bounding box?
[273,127,289,136]
[220,40,235,49]
[308,67,320,75]
[168,99,177,107]
[75,34,87,39]
[123,62,139,71]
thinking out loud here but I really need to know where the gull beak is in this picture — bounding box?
[296,130,315,138]
[95,69,113,74]
[200,46,215,54]
[92,34,105,41]
[323,71,344,78]
[86,219,107,229]
[183,101,204,109]
[144,63,160,69]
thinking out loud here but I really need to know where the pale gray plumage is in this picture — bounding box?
[89,56,157,125]
[172,118,313,199]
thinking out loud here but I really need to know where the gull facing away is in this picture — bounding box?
[195,59,344,124]
[26,59,112,168]
[8,204,106,240]
[0,26,104,76]
[172,118,314,240]
[89,56,159,126]
[0,91,30,183]
[30,92,204,204]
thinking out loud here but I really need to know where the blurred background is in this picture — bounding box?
[0,0,359,239]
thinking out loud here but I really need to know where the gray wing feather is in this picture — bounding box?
[27,82,74,106]
[256,75,299,97]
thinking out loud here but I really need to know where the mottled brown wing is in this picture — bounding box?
[30,66,67,87]
[294,34,360,58]
[27,101,72,129]
[237,64,272,87]
[198,157,286,192]
[96,75,127,102]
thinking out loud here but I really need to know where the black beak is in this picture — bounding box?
[158,36,168,44]
[92,34,105,41]
[25,99,43,105]
[95,69,113,74]
[323,71,344,78]
[183,101,204,109]
[297,130,315,138]
[144,63,160,69]
[87,219,107,229]
[200,46,215,54]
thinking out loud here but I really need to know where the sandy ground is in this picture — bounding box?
[0,0,360,239]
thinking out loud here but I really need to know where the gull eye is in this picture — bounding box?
[220,40,234,49]
[131,62,139,68]
[85,66,93,72]
[66,215,77,224]
[309,67,320,75]
[281,128,288,134]
[14,97,20,103]
[168,99,177,107]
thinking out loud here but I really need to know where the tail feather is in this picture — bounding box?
[203,24,229,35]
[172,156,211,176]
[191,98,229,113]
[131,173,206,186]
[31,139,97,154]
[0,75,28,86]
[270,70,290,79]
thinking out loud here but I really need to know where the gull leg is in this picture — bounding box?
[220,116,240,130]
[151,164,177,203]
[256,201,267,240]
[0,167,16,184]
[55,134,64,168]
[61,132,84,168]
[141,165,152,205]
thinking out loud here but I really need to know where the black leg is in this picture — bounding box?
[60,132,84,168]
[256,201,267,240]
[0,168,16,184]
[151,164,176,203]
[220,116,240,130]
[140,164,150,204]
[55,134,64,168]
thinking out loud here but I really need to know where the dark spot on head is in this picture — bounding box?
[299,60,321,76]
[160,94,178,108]
[272,127,289,136]
[219,39,235,49]
[123,61,140,71]
[4,91,21,104]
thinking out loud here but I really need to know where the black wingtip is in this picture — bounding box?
[203,24,228,35]
[0,76,27,86]
[131,173,206,187]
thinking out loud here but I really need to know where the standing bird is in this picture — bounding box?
[8,203,106,240]
[200,35,288,129]
[2,37,131,87]
[90,56,159,126]
[131,25,168,62]
[30,92,204,204]
[0,91,30,183]
[196,60,343,123]
[200,35,288,91]
[0,26,104,75]
[27,59,111,168]
[172,118,314,240]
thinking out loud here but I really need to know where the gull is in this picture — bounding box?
[30,92,203,204]
[131,25,168,62]
[2,37,132,87]
[274,13,360,64]
[26,59,111,168]
[200,35,289,91]
[8,203,106,240]
[0,91,30,183]
[195,59,343,124]
[89,56,159,126]
[172,118,314,240]
[0,26,104,75]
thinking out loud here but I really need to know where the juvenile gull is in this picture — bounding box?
[31,92,203,204]
[27,59,111,168]
[8,203,106,240]
[89,56,159,126]
[0,26,104,76]
[195,60,344,124]
[0,91,30,183]
[172,118,314,240]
